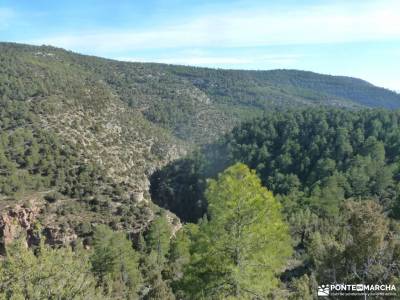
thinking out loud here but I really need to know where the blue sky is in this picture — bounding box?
[1,0,399,91]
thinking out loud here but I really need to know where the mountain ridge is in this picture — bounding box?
[1,40,400,248]
[1,41,399,197]
[1,41,400,298]
[3,42,400,120]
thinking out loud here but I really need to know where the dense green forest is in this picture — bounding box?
[1,42,400,299]
[151,109,400,298]
[152,109,400,221]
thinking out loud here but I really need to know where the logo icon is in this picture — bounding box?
[356,284,364,291]
[318,285,330,296]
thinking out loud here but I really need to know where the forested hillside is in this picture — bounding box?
[1,42,400,299]
[2,42,400,144]
[151,109,400,297]
[152,109,400,220]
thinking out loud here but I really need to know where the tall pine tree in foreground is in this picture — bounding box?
[181,163,292,299]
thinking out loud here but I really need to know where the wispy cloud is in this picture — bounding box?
[29,0,400,53]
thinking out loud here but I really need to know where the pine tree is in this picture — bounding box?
[182,163,292,299]
[0,239,104,299]
[146,213,172,265]
[90,225,142,299]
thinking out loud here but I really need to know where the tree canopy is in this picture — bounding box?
[180,163,292,299]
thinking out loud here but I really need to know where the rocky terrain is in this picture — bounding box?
[1,42,400,249]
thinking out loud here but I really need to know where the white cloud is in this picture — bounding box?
[29,0,400,52]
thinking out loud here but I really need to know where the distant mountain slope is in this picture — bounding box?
[0,42,185,247]
[166,66,400,111]
[257,69,400,109]
[0,42,185,193]
[0,43,400,143]
[2,42,399,144]
[1,41,400,253]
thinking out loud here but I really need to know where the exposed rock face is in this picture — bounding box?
[132,191,145,203]
[0,197,159,254]
[43,226,78,247]
[165,211,182,237]
[0,203,41,254]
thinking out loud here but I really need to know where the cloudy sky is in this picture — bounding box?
[1,0,399,90]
